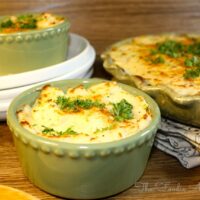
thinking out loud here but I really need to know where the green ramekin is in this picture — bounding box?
[0,14,70,76]
[7,79,160,199]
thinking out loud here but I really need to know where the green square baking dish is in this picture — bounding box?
[7,78,160,199]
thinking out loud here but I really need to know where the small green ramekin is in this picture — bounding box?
[7,79,160,199]
[0,14,70,75]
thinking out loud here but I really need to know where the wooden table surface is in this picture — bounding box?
[1,60,200,200]
[1,0,200,199]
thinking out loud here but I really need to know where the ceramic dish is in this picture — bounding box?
[0,68,94,121]
[0,63,94,101]
[0,33,92,90]
[7,79,160,199]
[0,13,70,76]
[101,34,200,127]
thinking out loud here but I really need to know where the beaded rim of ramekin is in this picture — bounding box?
[0,19,70,43]
[7,78,160,158]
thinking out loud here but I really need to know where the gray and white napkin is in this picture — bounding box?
[154,118,200,169]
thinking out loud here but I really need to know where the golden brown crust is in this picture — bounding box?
[102,34,200,96]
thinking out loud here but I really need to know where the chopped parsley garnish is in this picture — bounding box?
[56,96,105,111]
[112,99,133,121]
[148,39,200,79]
[151,56,165,64]
[0,14,37,30]
[187,42,200,55]
[156,40,184,58]
[184,68,200,79]
[149,40,184,65]
[17,14,37,29]
[42,126,78,136]
[150,49,158,55]
[94,125,115,134]
[42,127,55,133]
[1,19,13,28]
[56,96,72,110]
[183,56,200,79]
[184,56,200,67]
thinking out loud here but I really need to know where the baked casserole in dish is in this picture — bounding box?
[102,34,200,127]
[0,12,70,75]
[7,79,160,199]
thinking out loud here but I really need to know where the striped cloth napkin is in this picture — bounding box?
[154,118,200,169]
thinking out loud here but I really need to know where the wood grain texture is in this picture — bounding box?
[1,89,200,200]
[1,0,200,199]
[1,61,200,200]
[1,0,200,53]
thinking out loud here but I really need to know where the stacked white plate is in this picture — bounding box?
[0,33,96,120]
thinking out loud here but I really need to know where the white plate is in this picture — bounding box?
[0,68,94,121]
[0,67,94,110]
[0,45,95,101]
[0,33,92,90]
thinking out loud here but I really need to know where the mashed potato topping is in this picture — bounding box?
[17,82,152,143]
[0,13,64,33]
[103,34,200,96]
